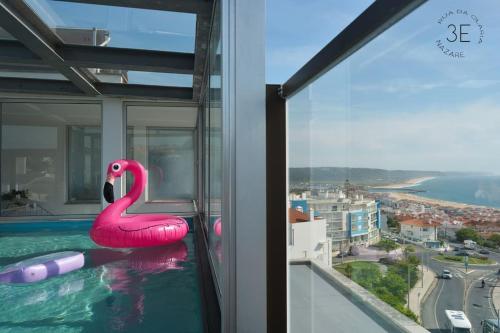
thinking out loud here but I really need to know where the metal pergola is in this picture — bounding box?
[0,0,213,101]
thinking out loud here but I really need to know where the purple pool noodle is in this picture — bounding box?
[0,251,84,284]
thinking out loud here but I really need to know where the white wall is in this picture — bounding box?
[401,224,437,241]
[289,218,332,268]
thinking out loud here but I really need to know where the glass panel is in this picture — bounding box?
[1,102,101,216]
[87,70,193,86]
[125,72,193,87]
[126,105,197,213]
[24,0,196,53]
[205,0,222,289]
[67,126,101,203]
[287,1,500,332]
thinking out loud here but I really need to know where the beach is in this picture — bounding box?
[374,176,435,189]
[388,192,487,209]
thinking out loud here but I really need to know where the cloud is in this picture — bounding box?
[289,99,500,173]
[352,80,447,94]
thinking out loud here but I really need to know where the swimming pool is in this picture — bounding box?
[0,219,203,333]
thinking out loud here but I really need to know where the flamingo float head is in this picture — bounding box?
[108,159,129,178]
[104,159,129,203]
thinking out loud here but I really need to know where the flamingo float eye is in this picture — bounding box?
[112,163,121,172]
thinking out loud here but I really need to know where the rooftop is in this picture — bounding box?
[400,219,437,227]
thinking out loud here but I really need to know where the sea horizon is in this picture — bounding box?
[399,175,500,209]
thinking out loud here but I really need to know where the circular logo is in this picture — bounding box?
[436,9,485,58]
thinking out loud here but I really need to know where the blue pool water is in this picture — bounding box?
[0,220,203,333]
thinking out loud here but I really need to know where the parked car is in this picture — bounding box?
[442,270,453,279]
[479,249,490,255]
[348,246,360,256]
[456,251,469,256]
[336,251,349,258]
[453,246,461,251]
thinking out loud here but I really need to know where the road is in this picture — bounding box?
[332,236,500,332]
[418,244,500,333]
[467,270,498,333]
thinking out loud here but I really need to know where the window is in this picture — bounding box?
[146,128,195,201]
[67,126,101,203]
[1,102,101,216]
[126,105,197,213]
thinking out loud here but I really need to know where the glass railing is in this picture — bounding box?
[286,1,500,332]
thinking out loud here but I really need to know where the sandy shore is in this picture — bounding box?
[388,192,486,209]
[374,176,435,189]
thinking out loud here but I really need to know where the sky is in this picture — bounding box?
[22,0,500,173]
[275,0,500,173]
[25,0,196,86]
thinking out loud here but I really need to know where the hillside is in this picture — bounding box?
[289,167,481,186]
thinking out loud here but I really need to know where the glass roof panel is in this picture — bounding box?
[126,72,193,87]
[24,0,196,53]
[89,69,193,87]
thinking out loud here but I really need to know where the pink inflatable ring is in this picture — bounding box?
[90,160,189,248]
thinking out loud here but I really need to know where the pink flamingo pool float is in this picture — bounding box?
[90,159,189,248]
[213,217,221,237]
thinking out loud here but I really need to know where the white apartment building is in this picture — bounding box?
[289,208,332,268]
[302,194,380,252]
[400,219,438,242]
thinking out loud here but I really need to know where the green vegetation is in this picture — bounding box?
[344,263,353,278]
[387,216,400,231]
[1,189,29,200]
[454,228,499,249]
[435,254,494,265]
[404,245,415,257]
[373,239,399,253]
[488,234,500,247]
[455,228,481,242]
[289,167,445,185]
[335,260,420,322]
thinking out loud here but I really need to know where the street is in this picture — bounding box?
[331,238,500,332]
[419,244,500,333]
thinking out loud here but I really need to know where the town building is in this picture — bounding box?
[288,208,332,268]
[400,219,438,242]
[291,187,381,253]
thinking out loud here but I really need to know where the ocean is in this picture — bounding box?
[406,176,500,208]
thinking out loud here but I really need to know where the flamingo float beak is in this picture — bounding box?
[103,174,115,203]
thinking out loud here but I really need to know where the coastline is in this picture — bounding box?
[373,176,435,189]
[388,192,488,209]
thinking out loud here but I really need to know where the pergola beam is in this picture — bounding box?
[192,5,212,101]
[0,40,43,65]
[282,0,427,97]
[59,44,195,74]
[96,82,193,100]
[0,40,195,74]
[0,77,193,100]
[0,1,99,95]
[51,0,211,14]
[0,77,83,95]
